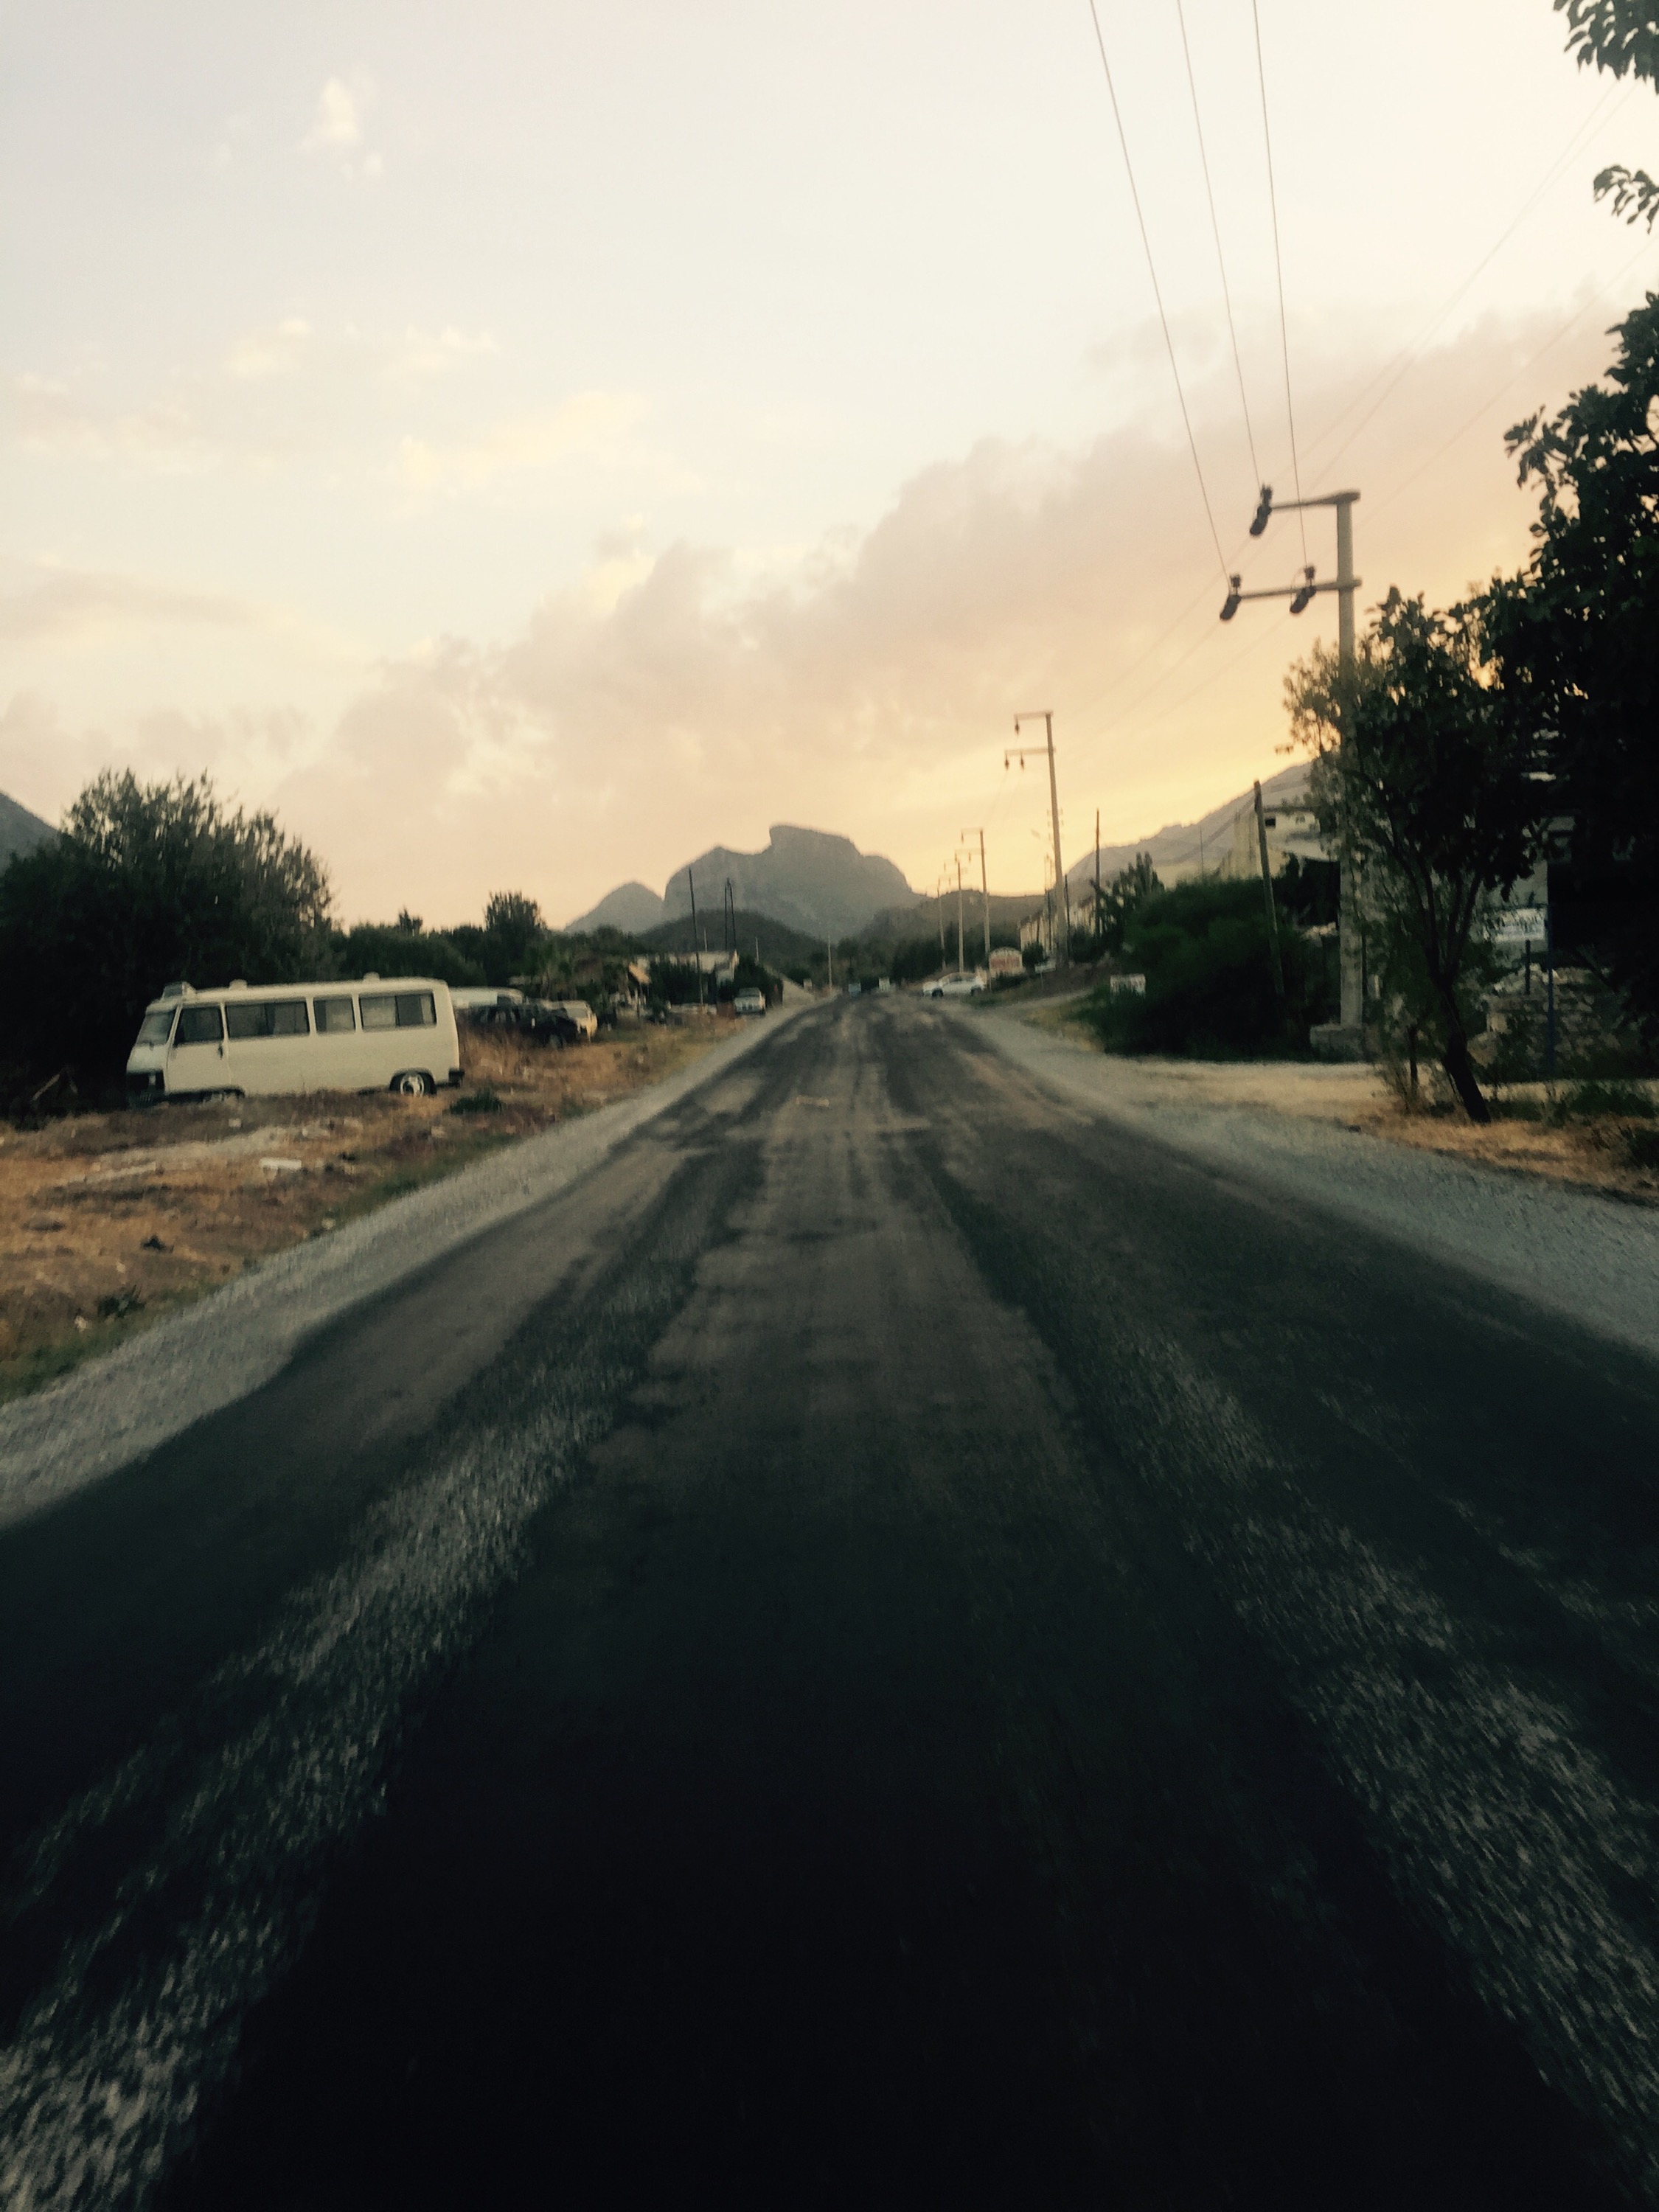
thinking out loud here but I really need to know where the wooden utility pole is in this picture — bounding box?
[1253,782,1285,1001]
[955,855,966,975]
[1227,484,1363,1034]
[1008,712,1068,965]
[960,827,990,973]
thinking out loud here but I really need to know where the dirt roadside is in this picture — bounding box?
[0,1018,726,1402]
[1003,998,1659,1206]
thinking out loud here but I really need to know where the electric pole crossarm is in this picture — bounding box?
[1228,577,1360,605]
[1262,490,1360,512]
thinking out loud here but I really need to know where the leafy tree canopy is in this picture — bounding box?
[1557,0,1659,224]
[1484,289,1659,1020]
[0,771,332,1107]
[1287,592,1553,1121]
[481,890,546,983]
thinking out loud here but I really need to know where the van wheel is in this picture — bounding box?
[391,1070,434,1097]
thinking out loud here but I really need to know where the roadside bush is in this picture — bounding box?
[1082,878,1335,1058]
[450,1086,504,1116]
[1553,1077,1657,1122]
[337,924,485,988]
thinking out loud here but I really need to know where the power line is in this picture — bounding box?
[1366,234,1658,529]
[1085,0,1230,578]
[1251,0,1307,567]
[1309,81,1632,475]
[1175,0,1261,487]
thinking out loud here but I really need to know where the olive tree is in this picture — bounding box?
[1286,593,1552,1123]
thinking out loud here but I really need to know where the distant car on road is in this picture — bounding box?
[924,973,987,999]
[733,987,766,1017]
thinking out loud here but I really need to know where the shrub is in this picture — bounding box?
[1082,878,1335,1058]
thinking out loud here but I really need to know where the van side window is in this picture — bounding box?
[361,991,437,1030]
[314,997,356,1033]
[225,999,310,1041]
[175,1004,223,1046]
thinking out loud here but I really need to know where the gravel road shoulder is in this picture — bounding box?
[978,1001,1659,1365]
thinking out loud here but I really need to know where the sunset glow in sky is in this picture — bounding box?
[3,0,1656,920]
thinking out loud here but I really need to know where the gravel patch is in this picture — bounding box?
[0,1011,798,1532]
[982,1006,1659,1365]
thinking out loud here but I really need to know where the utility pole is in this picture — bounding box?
[685,868,703,1006]
[954,855,966,975]
[936,874,946,961]
[1253,781,1285,1001]
[1007,712,1068,966]
[1093,809,1102,942]
[1223,484,1363,1042]
[723,878,736,960]
[960,827,990,973]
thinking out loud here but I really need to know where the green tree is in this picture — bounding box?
[1286,593,1552,1123]
[481,890,546,982]
[1557,1,1659,227]
[1083,877,1332,1059]
[0,771,332,1105]
[1482,291,1659,1027]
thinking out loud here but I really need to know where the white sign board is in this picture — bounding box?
[1487,907,1548,945]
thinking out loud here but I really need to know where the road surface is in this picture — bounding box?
[5,998,1659,2209]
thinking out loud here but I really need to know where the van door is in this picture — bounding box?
[169,1000,228,1093]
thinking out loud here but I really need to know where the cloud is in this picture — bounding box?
[6,320,504,475]
[11,299,1630,927]
[303,78,361,154]
[301,77,380,181]
[264,297,1624,924]
[395,392,648,494]
[0,561,254,643]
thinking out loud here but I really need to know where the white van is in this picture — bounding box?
[126,977,462,1100]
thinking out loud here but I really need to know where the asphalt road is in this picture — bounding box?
[6,998,1659,2209]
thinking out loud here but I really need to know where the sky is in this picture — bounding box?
[2,0,1655,923]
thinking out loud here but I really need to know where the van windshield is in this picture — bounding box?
[136,1009,177,1046]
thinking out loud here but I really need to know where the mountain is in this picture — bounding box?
[566,880,667,935]
[567,826,918,941]
[1063,762,1314,895]
[0,790,54,870]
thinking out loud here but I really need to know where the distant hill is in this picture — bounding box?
[568,825,919,941]
[1063,762,1312,895]
[568,880,667,935]
[0,790,54,871]
[642,908,825,970]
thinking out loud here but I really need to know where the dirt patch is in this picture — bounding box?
[1006,1001,1659,1205]
[0,1019,720,1401]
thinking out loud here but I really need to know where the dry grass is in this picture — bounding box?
[0,1018,721,1402]
[1356,1091,1659,1205]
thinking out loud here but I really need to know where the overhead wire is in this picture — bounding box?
[1309,80,1634,475]
[1366,232,1659,529]
[1250,0,1307,566]
[1085,0,1231,578]
[1174,0,1261,487]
